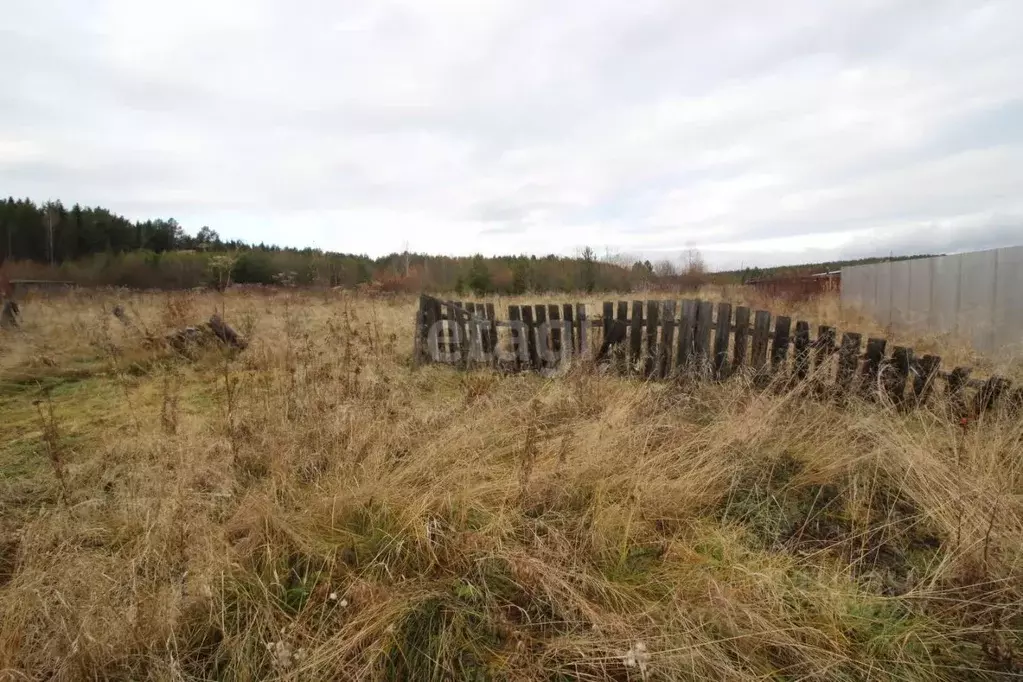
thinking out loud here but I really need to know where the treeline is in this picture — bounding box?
[1,197,708,293]
[722,254,943,283]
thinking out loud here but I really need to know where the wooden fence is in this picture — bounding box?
[414,294,1021,417]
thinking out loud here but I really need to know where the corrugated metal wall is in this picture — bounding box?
[840,246,1023,353]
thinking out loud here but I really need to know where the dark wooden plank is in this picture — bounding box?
[534,305,549,368]
[713,302,732,379]
[912,354,941,406]
[576,304,587,358]
[861,338,887,397]
[660,300,677,378]
[644,300,660,377]
[973,376,1011,415]
[616,302,629,372]
[770,316,791,373]
[602,301,614,340]
[485,303,497,366]
[465,302,481,362]
[563,303,575,356]
[548,304,563,366]
[836,332,862,392]
[507,305,523,370]
[438,302,452,358]
[885,346,912,406]
[814,326,836,372]
[474,303,488,356]
[629,300,644,374]
[453,301,469,366]
[521,305,539,370]
[793,321,811,381]
[751,310,771,373]
[417,294,434,364]
[693,300,714,375]
[947,366,972,420]
[732,306,750,374]
[676,299,697,373]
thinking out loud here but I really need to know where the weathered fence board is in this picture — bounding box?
[660,300,677,379]
[644,300,660,378]
[677,299,697,373]
[714,302,732,379]
[751,310,771,374]
[415,294,1017,419]
[793,321,811,381]
[771,316,791,373]
[733,306,750,374]
[507,305,523,370]
[629,301,643,373]
[694,300,714,373]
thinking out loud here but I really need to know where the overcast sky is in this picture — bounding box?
[3,1,1022,269]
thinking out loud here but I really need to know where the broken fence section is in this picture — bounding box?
[413,294,1022,417]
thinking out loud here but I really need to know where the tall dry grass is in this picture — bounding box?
[0,288,1021,680]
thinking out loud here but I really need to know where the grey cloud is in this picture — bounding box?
[2,0,1023,266]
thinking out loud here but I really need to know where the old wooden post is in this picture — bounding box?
[602,301,614,339]
[732,306,750,374]
[562,303,576,357]
[713,302,732,379]
[452,301,469,367]
[793,321,811,381]
[644,300,660,377]
[660,300,677,379]
[534,305,549,368]
[947,366,972,419]
[694,300,714,376]
[886,346,912,406]
[814,326,836,372]
[486,303,498,366]
[676,299,697,375]
[629,300,644,375]
[508,305,523,370]
[836,332,862,393]
[770,316,791,374]
[417,294,434,364]
[521,305,539,370]
[548,304,562,367]
[464,302,480,363]
[751,310,771,375]
[912,355,941,406]
[974,376,1012,415]
[861,338,887,398]
[616,301,629,373]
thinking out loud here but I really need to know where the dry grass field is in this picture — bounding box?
[1,288,1022,680]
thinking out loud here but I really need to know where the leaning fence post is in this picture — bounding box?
[507,305,523,371]
[713,302,732,379]
[676,299,697,376]
[861,338,887,398]
[548,304,563,367]
[644,300,659,378]
[562,303,576,358]
[629,301,644,375]
[885,346,913,407]
[836,332,862,394]
[912,354,941,406]
[660,300,677,379]
[732,306,750,375]
[694,300,714,378]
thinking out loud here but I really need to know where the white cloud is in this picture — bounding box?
[3,0,1023,268]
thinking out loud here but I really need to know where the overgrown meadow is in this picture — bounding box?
[1,288,1021,680]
